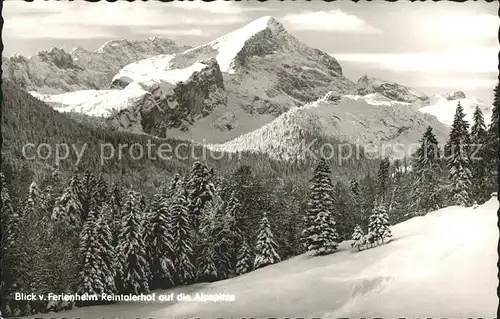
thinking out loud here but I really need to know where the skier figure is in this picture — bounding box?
[473,201,478,209]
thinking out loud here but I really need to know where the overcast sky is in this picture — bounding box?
[3,0,498,104]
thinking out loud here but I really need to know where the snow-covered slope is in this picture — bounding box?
[26,197,498,318]
[419,93,492,126]
[207,92,449,160]
[29,82,149,117]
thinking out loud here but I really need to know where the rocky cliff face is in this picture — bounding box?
[108,58,227,137]
[356,75,430,104]
[444,91,467,100]
[2,37,191,94]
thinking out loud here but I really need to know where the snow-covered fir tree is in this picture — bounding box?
[196,204,219,282]
[367,205,392,245]
[235,238,252,275]
[143,188,176,289]
[413,126,442,213]
[52,175,84,229]
[254,212,281,269]
[116,191,149,294]
[78,209,115,301]
[488,85,500,189]
[170,180,195,285]
[301,158,339,255]
[167,173,181,198]
[350,225,366,251]
[446,101,473,206]
[470,106,489,202]
[471,106,487,140]
[186,162,216,230]
[219,191,243,275]
[206,191,233,280]
[95,205,117,294]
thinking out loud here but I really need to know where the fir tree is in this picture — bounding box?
[471,106,487,140]
[186,162,216,230]
[254,213,281,269]
[78,210,109,300]
[350,225,366,251]
[413,126,442,213]
[78,206,116,299]
[301,158,339,255]
[235,239,252,275]
[52,175,84,229]
[95,205,117,295]
[196,206,218,282]
[170,181,195,285]
[116,191,149,294]
[446,102,473,206]
[489,85,500,192]
[143,189,176,289]
[367,205,392,245]
[167,174,181,198]
[470,106,489,202]
[218,191,243,276]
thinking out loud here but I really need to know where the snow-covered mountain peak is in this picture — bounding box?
[183,15,288,74]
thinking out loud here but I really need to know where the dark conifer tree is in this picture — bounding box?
[488,84,500,191]
[116,191,149,294]
[470,106,489,202]
[377,157,390,204]
[78,209,116,302]
[413,126,442,213]
[235,238,252,275]
[446,102,473,206]
[301,158,339,255]
[186,162,215,230]
[170,180,195,285]
[143,189,176,289]
[52,175,83,229]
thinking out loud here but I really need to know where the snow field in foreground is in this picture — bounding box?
[26,197,498,318]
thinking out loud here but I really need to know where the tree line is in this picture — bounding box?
[0,85,498,316]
